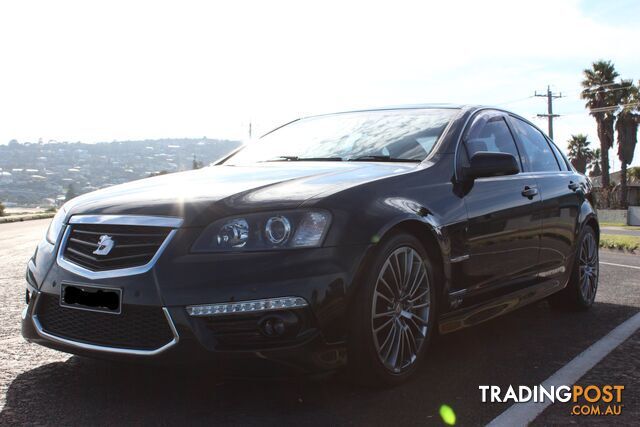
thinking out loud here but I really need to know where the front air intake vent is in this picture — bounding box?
[36,293,174,350]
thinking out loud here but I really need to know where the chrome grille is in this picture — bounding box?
[62,223,172,272]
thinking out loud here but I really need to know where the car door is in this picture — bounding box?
[507,116,581,280]
[457,111,543,303]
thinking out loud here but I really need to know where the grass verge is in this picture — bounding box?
[599,222,640,230]
[600,234,640,253]
[0,213,55,224]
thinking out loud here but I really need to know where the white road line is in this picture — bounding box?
[600,261,640,270]
[486,311,640,427]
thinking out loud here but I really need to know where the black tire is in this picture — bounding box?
[347,232,437,386]
[548,225,599,311]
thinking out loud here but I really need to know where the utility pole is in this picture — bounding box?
[534,85,563,140]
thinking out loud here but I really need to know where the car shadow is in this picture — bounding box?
[1,300,638,426]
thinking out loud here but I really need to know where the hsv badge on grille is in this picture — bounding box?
[93,235,115,256]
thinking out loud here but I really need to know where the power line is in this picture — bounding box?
[560,81,636,99]
[589,102,640,114]
[534,85,563,140]
[580,81,621,93]
[546,102,640,118]
[495,96,534,106]
[581,85,633,95]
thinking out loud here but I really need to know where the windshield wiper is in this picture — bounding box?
[347,155,422,163]
[264,156,344,162]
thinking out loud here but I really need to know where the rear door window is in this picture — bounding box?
[509,117,560,172]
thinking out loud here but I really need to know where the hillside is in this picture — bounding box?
[0,138,241,206]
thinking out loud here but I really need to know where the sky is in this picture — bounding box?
[1,0,639,168]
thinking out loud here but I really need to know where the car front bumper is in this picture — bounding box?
[21,240,370,374]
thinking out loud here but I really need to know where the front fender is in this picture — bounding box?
[339,204,456,322]
[578,198,598,239]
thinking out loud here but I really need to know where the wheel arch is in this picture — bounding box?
[578,197,599,243]
[585,215,599,241]
[348,215,451,319]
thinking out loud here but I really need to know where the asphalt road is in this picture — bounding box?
[0,219,638,426]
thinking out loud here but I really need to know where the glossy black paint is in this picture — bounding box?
[22,105,598,373]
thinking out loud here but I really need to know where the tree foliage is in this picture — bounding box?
[566,134,593,174]
[65,183,78,201]
[581,60,619,194]
[614,80,639,208]
[192,154,203,170]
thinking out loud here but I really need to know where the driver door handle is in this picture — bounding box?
[521,185,538,199]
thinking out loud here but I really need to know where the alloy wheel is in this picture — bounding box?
[371,246,431,373]
[579,232,598,304]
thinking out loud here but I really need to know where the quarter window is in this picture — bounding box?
[464,114,521,170]
[510,117,560,172]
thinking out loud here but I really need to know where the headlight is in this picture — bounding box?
[216,218,249,247]
[265,216,291,245]
[45,206,67,244]
[192,210,331,252]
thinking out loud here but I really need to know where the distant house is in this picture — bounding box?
[590,170,640,206]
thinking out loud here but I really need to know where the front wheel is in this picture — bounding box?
[348,232,437,386]
[549,225,599,311]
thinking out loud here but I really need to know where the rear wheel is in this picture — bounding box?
[348,232,437,386]
[549,225,599,310]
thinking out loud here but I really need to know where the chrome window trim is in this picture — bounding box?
[69,214,184,228]
[57,215,183,280]
[31,291,179,356]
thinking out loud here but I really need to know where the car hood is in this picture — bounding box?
[64,162,419,227]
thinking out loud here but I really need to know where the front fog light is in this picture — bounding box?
[265,216,291,245]
[186,296,308,317]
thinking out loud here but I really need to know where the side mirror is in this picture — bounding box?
[466,151,519,180]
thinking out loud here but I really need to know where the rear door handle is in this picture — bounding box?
[568,181,579,191]
[522,186,538,199]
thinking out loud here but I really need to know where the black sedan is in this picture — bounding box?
[22,105,599,385]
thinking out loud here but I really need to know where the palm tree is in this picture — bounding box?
[614,80,639,208]
[581,60,619,204]
[589,148,602,177]
[567,134,594,173]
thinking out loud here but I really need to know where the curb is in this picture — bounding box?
[600,247,638,256]
[0,213,55,224]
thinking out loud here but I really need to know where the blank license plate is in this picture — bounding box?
[60,283,122,314]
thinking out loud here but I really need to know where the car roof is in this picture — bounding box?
[306,104,468,117]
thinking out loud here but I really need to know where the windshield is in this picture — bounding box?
[224,108,458,165]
